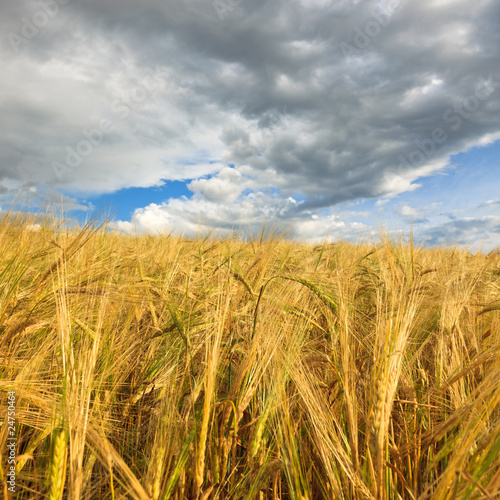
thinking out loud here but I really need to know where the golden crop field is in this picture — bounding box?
[1,210,500,499]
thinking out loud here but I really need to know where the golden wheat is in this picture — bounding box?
[1,209,499,499]
[48,429,68,500]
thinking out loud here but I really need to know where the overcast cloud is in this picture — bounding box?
[1,0,500,248]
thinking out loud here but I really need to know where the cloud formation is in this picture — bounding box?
[1,0,499,247]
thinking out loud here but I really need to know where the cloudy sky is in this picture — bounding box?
[2,0,500,249]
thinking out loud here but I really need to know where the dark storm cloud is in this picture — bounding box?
[1,0,499,228]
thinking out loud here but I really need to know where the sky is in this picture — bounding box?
[1,0,500,250]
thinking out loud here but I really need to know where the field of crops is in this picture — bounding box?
[1,211,500,499]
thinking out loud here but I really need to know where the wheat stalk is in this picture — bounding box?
[49,429,68,500]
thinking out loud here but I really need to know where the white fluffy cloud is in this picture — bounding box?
[187,167,252,202]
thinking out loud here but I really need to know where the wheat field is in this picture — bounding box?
[1,209,500,499]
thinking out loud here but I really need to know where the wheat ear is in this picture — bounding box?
[49,429,68,500]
